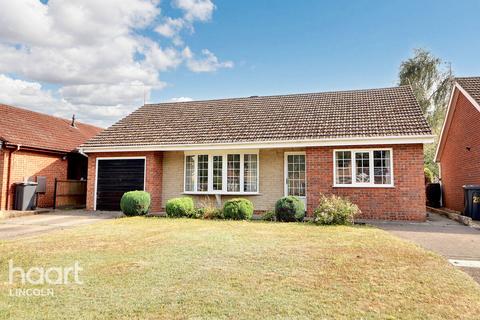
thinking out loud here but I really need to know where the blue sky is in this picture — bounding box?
[0,0,479,126]
[157,0,480,101]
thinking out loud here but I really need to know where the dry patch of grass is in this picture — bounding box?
[0,218,479,319]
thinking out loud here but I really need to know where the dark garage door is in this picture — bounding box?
[96,158,145,211]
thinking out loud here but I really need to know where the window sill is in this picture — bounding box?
[183,192,261,196]
[333,184,395,188]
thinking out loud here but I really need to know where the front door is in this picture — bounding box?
[284,152,306,207]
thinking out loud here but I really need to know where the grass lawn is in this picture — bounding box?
[1,218,480,319]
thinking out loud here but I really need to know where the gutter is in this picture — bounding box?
[3,142,67,156]
[77,148,88,158]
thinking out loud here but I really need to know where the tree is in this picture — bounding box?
[398,48,454,178]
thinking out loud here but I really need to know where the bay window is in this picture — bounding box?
[244,154,258,192]
[185,155,195,192]
[227,154,241,192]
[212,156,223,191]
[184,151,259,194]
[334,149,393,187]
[197,155,209,191]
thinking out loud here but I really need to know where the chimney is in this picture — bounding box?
[71,114,76,128]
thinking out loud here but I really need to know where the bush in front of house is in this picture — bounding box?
[313,194,360,225]
[197,207,224,220]
[261,210,275,221]
[165,197,195,218]
[275,196,305,222]
[196,196,224,219]
[120,191,151,216]
[222,198,254,220]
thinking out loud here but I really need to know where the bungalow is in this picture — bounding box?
[435,77,480,212]
[0,104,102,210]
[80,85,434,220]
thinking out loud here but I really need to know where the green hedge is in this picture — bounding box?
[223,198,254,220]
[166,197,195,218]
[275,196,305,222]
[120,191,151,216]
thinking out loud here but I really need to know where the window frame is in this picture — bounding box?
[284,151,307,198]
[183,149,260,195]
[333,148,394,188]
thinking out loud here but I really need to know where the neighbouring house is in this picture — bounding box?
[0,104,102,210]
[435,77,480,212]
[80,86,434,220]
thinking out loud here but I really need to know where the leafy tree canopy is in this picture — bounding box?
[399,48,453,132]
[398,48,454,178]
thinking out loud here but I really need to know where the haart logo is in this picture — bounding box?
[6,260,83,297]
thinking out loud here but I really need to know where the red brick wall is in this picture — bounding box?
[86,151,163,212]
[440,91,480,212]
[306,144,426,221]
[0,149,67,209]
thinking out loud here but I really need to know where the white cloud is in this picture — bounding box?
[174,0,215,22]
[0,74,61,112]
[0,74,142,127]
[142,41,183,71]
[170,96,193,102]
[155,17,185,38]
[0,0,232,126]
[184,47,233,72]
[59,82,158,106]
[154,0,214,44]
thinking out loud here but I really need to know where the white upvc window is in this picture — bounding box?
[333,148,394,187]
[184,150,259,194]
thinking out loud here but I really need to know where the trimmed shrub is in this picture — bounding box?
[313,194,360,225]
[120,191,151,216]
[275,196,305,222]
[223,198,254,220]
[261,210,275,221]
[166,197,195,218]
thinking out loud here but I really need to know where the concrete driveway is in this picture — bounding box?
[0,210,123,240]
[369,213,480,283]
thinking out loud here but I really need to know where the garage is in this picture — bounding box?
[95,158,145,210]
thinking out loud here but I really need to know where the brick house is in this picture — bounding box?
[80,86,434,220]
[435,77,480,212]
[0,104,102,210]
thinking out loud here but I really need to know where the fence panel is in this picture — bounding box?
[54,179,87,209]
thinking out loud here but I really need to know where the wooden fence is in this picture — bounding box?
[54,179,87,209]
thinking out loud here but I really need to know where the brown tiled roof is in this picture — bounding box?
[456,77,480,105]
[0,104,103,153]
[82,85,431,148]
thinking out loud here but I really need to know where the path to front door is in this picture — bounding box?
[369,213,480,284]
